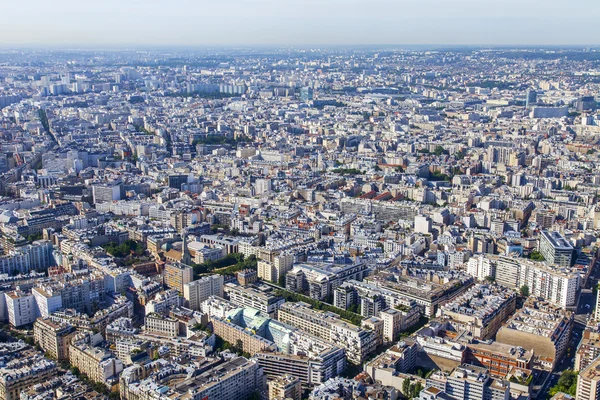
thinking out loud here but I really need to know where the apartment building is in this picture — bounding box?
[120,357,264,400]
[163,262,194,293]
[495,256,580,308]
[144,313,179,337]
[33,317,76,361]
[439,284,516,340]
[224,282,284,317]
[69,332,123,386]
[496,298,573,368]
[277,302,376,364]
[426,364,510,400]
[268,374,302,400]
[577,356,600,400]
[0,349,58,400]
[183,275,224,310]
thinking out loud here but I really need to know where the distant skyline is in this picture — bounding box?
[2,0,600,47]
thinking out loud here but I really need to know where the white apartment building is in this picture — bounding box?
[183,275,224,310]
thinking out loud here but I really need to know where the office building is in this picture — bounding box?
[539,230,573,268]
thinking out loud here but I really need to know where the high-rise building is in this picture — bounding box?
[92,184,122,204]
[525,89,537,108]
[183,275,224,310]
[163,262,193,294]
[300,87,314,102]
[168,174,188,190]
[539,230,573,268]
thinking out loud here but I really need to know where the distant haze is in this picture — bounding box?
[2,0,599,47]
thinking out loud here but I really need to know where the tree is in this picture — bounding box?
[234,339,244,355]
[520,285,530,297]
[411,382,423,398]
[484,276,495,283]
[402,378,411,396]
[549,370,578,396]
[529,251,544,261]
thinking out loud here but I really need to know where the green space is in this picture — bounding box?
[192,134,251,146]
[102,239,144,258]
[548,370,577,397]
[192,253,257,278]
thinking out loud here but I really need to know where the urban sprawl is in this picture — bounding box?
[1,47,600,400]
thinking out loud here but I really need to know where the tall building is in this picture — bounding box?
[92,184,122,204]
[494,255,580,308]
[525,89,537,108]
[577,356,600,400]
[300,87,314,102]
[539,230,573,268]
[168,174,188,190]
[163,262,193,294]
[5,290,37,327]
[183,275,224,310]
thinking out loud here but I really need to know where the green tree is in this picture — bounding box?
[402,378,411,396]
[411,382,423,398]
[549,370,578,396]
[529,251,545,261]
[519,285,530,297]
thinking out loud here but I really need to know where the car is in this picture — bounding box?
[585,304,591,308]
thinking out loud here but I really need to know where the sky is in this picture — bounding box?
[1,0,599,47]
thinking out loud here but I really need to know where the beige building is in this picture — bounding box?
[211,316,277,355]
[577,356,600,400]
[268,374,302,400]
[69,333,123,386]
[144,313,179,337]
[33,317,76,361]
[163,262,193,293]
[496,298,572,368]
[439,284,516,340]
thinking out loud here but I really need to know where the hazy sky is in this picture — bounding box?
[1,0,599,47]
